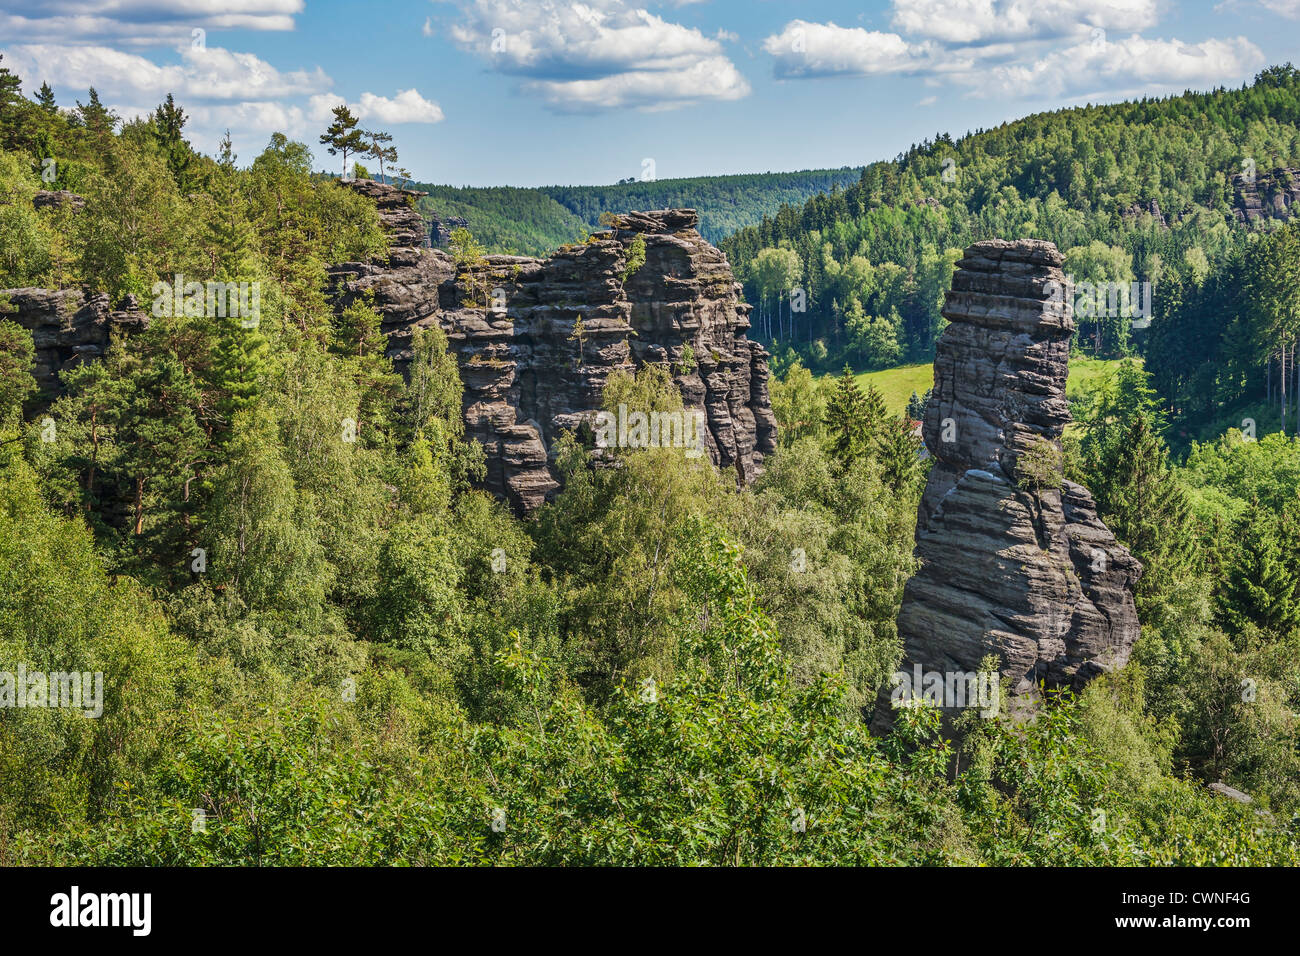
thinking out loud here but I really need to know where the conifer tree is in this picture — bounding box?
[75,88,116,138]
[824,366,870,465]
[1220,511,1300,637]
[319,105,366,178]
[35,82,56,113]
[149,93,198,192]
[878,413,923,493]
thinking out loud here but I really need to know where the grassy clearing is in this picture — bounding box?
[824,356,1134,416]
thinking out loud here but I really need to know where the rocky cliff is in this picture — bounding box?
[1,288,147,400]
[1232,166,1299,223]
[328,183,776,511]
[871,239,1141,734]
[4,181,776,512]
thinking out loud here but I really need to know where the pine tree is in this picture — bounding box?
[75,88,116,138]
[824,366,870,465]
[149,93,198,192]
[35,82,56,113]
[0,55,31,150]
[1220,511,1300,637]
[362,128,397,182]
[319,105,366,178]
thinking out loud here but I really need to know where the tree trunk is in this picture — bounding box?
[1282,345,1289,436]
[134,475,144,535]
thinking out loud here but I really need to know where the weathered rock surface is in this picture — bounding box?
[32,189,87,213]
[427,211,470,246]
[329,182,776,511]
[3,180,777,513]
[1232,166,1300,223]
[871,239,1141,734]
[345,178,430,248]
[1,288,148,398]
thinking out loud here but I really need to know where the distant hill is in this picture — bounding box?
[406,167,863,255]
[718,65,1300,370]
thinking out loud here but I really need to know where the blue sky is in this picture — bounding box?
[2,0,1298,186]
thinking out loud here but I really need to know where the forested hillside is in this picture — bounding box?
[721,66,1300,391]
[409,167,864,255]
[0,55,1298,866]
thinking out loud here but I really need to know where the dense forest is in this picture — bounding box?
[720,68,1300,395]
[409,167,864,255]
[0,55,1298,865]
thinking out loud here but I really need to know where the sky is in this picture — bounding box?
[2,0,1298,186]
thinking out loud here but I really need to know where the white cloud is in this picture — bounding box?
[890,0,1159,44]
[524,55,749,110]
[0,0,303,44]
[1258,0,1300,16]
[1,43,329,105]
[763,2,1265,105]
[446,0,750,110]
[972,33,1265,99]
[763,20,931,78]
[310,89,446,124]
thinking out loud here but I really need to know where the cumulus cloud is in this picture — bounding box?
[0,0,303,44]
[310,89,446,124]
[1,43,329,106]
[973,33,1266,98]
[763,20,931,78]
[890,0,1160,44]
[762,0,1264,103]
[446,0,750,110]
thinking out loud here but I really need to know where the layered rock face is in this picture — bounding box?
[4,180,776,513]
[328,183,776,511]
[344,179,431,247]
[1,288,147,398]
[871,239,1141,734]
[1232,166,1299,223]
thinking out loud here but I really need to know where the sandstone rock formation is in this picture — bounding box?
[329,182,776,511]
[344,178,430,248]
[871,239,1141,734]
[32,189,87,214]
[3,179,776,513]
[1,288,147,398]
[428,211,470,246]
[1232,166,1299,223]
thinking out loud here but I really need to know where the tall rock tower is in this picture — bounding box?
[872,239,1141,734]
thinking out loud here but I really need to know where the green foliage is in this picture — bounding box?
[619,234,646,284]
[722,68,1300,369]
[2,55,1298,865]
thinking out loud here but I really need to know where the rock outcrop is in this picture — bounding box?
[428,211,471,246]
[3,179,776,513]
[329,182,776,511]
[1232,166,1299,223]
[344,178,430,248]
[871,239,1141,734]
[32,189,87,214]
[1,288,148,398]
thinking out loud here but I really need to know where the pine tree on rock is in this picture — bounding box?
[319,105,366,179]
